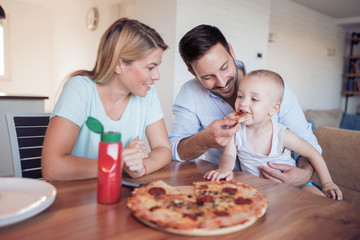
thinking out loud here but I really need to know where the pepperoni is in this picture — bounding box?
[200,185,208,189]
[149,206,161,212]
[235,197,253,205]
[213,210,229,216]
[196,195,214,205]
[183,213,198,221]
[222,187,237,195]
[148,187,166,196]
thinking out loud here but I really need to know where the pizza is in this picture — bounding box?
[224,110,253,123]
[127,180,267,235]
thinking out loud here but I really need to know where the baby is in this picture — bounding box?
[204,69,342,200]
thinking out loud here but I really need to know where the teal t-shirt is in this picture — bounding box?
[51,76,164,159]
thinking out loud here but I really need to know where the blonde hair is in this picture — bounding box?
[245,69,284,102]
[69,18,168,84]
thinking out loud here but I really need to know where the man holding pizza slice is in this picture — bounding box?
[169,24,321,188]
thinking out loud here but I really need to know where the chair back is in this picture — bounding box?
[6,113,50,179]
[314,126,360,205]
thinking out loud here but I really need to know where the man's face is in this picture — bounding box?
[190,43,239,100]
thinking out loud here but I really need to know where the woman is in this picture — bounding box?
[42,18,171,181]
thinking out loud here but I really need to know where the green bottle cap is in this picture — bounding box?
[101,131,121,143]
[86,116,104,134]
[86,116,121,143]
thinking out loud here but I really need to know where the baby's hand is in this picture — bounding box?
[322,182,343,200]
[203,169,233,182]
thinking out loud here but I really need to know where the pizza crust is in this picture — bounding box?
[134,212,264,236]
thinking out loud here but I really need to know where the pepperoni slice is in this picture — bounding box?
[213,210,229,216]
[235,197,253,205]
[196,195,214,205]
[149,206,161,212]
[148,187,166,196]
[183,213,198,221]
[222,187,237,195]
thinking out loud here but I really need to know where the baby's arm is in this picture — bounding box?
[283,129,342,200]
[204,136,237,182]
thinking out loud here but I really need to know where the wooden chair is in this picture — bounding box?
[6,113,50,179]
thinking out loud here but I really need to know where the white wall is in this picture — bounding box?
[268,0,345,112]
[136,0,177,131]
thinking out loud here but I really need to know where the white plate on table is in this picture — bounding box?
[0,177,56,227]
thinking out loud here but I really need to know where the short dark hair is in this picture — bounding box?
[179,24,230,72]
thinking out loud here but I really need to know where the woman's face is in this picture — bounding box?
[118,48,164,97]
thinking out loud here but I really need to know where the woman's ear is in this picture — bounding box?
[115,59,123,74]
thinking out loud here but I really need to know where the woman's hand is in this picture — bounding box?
[122,137,149,178]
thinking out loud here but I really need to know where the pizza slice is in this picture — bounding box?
[127,180,202,230]
[224,110,253,123]
[193,181,267,229]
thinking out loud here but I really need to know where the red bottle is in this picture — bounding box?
[97,131,122,204]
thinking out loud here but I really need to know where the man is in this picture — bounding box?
[170,24,321,187]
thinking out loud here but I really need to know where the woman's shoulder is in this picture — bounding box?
[63,75,97,96]
[65,75,95,88]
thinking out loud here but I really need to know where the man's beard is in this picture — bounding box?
[210,70,239,100]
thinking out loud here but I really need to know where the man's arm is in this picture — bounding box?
[169,80,237,161]
[177,119,239,160]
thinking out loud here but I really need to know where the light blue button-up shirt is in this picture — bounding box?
[169,60,321,170]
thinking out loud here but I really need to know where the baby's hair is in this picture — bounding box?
[245,69,284,102]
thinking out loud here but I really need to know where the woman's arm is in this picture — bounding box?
[144,118,171,174]
[42,116,97,181]
[123,119,171,178]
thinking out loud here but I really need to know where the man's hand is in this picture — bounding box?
[258,159,313,187]
[178,119,239,160]
[200,119,240,148]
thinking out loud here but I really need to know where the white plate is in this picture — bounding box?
[0,178,56,227]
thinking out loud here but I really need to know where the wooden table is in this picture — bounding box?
[1,159,360,239]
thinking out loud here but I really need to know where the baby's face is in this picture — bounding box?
[235,76,280,122]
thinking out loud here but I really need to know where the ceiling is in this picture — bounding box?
[291,0,360,28]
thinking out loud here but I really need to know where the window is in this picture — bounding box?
[0,18,9,80]
[0,20,4,76]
